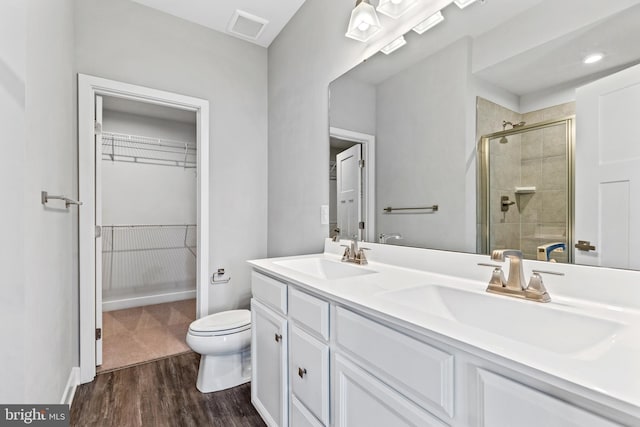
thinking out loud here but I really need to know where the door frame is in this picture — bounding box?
[78,74,210,383]
[329,127,376,242]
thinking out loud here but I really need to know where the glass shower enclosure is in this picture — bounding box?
[478,117,575,263]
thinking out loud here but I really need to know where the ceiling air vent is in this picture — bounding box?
[227,10,268,41]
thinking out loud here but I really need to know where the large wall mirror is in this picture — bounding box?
[328,0,640,271]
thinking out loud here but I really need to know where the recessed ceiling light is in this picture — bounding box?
[583,53,604,64]
[380,35,407,55]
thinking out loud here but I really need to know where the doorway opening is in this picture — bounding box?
[329,127,376,243]
[79,75,210,383]
[97,96,198,372]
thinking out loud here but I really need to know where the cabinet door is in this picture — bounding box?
[477,369,620,427]
[334,354,448,427]
[290,325,329,425]
[252,299,288,427]
[292,395,324,427]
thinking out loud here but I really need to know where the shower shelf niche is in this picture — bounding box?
[515,186,536,194]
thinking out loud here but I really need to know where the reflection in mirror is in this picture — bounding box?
[328,0,640,270]
[478,113,574,264]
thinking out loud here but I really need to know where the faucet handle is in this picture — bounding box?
[525,270,559,303]
[340,244,351,260]
[355,247,370,265]
[478,263,506,289]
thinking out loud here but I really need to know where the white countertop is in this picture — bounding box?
[248,244,640,419]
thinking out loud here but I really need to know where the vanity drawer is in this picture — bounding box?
[289,287,329,341]
[335,306,454,419]
[290,325,330,426]
[252,271,287,315]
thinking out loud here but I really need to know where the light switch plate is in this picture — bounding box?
[321,205,329,225]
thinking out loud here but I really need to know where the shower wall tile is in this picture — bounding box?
[522,110,544,124]
[541,155,566,190]
[521,130,543,160]
[543,125,567,157]
[541,191,567,223]
[519,193,540,223]
[521,158,542,189]
[491,223,520,250]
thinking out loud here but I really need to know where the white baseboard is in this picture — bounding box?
[102,289,196,312]
[60,367,80,406]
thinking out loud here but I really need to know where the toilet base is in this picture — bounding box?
[196,348,251,393]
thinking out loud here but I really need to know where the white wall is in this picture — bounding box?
[329,76,376,135]
[103,109,196,142]
[268,0,376,257]
[0,0,76,403]
[0,0,27,405]
[75,0,268,313]
[102,110,197,225]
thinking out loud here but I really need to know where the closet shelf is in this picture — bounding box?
[102,132,197,169]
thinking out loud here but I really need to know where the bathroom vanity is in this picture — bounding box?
[248,239,640,427]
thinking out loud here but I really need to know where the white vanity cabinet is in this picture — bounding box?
[251,267,632,427]
[252,272,331,427]
[288,287,330,426]
[251,273,289,427]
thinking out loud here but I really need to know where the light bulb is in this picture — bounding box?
[583,53,604,64]
[357,21,371,32]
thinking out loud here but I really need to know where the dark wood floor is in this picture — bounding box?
[71,352,266,427]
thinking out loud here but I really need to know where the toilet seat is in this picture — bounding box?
[188,309,251,337]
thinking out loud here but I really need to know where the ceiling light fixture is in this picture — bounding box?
[583,53,604,64]
[454,0,480,9]
[346,0,382,42]
[380,35,407,55]
[412,11,445,35]
[376,0,419,19]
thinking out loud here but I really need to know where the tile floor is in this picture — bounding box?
[98,298,196,372]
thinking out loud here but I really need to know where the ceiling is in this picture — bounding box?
[341,0,640,101]
[474,4,640,96]
[131,0,307,47]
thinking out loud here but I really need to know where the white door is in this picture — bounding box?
[94,95,103,366]
[336,145,363,240]
[575,63,640,269]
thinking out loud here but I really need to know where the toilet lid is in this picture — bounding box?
[189,309,251,334]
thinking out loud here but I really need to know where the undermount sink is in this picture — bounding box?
[379,285,623,354]
[274,257,377,280]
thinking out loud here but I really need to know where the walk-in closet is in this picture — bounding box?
[98,97,198,371]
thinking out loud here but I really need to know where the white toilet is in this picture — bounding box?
[186,309,252,393]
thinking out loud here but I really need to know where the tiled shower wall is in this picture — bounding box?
[477,98,575,262]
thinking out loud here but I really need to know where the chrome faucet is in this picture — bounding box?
[379,233,402,244]
[481,249,560,303]
[341,236,369,265]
